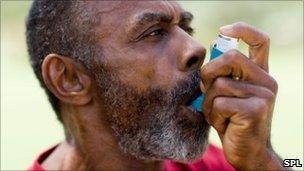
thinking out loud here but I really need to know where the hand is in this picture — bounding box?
[201,22,284,170]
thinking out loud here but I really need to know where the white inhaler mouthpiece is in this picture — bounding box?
[190,34,239,112]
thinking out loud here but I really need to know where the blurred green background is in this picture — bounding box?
[1,1,303,170]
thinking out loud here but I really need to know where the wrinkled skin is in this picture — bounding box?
[40,1,284,171]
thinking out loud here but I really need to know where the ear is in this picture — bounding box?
[41,54,92,105]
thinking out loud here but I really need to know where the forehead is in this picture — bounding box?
[94,1,183,15]
[87,1,184,27]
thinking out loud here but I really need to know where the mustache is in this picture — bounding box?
[168,70,200,106]
[95,66,201,110]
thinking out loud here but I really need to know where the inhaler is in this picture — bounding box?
[190,34,239,112]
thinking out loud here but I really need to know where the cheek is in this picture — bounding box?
[101,41,180,92]
[101,49,158,91]
[154,56,177,88]
[114,53,177,92]
[119,60,157,91]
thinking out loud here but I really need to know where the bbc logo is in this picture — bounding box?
[283,159,303,167]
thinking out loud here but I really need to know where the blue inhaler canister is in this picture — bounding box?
[190,34,239,112]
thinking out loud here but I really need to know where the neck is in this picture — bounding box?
[43,103,163,171]
[42,140,162,171]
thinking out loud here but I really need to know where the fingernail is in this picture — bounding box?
[200,82,206,93]
[219,24,233,34]
[203,112,211,124]
[206,119,210,125]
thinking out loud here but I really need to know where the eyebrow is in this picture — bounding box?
[134,11,173,27]
[127,11,194,37]
[180,11,193,24]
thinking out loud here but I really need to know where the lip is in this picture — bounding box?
[179,104,204,123]
[185,104,199,113]
[184,86,202,106]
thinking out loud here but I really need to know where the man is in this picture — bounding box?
[26,1,284,170]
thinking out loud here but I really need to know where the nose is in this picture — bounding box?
[178,34,206,72]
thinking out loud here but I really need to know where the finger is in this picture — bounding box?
[199,40,216,93]
[209,96,271,135]
[200,81,206,93]
[220,22,270,72]
[200,40,216,92]
[208,97,253,135]
[207,97,245,134]
[203,77,275,116]
[201,49,278,93]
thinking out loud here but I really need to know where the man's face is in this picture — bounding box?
[87,1,209,162]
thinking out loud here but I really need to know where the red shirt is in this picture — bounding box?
[28,143,235,171]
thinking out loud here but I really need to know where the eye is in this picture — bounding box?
[148,28,165,37]
[133,27,166,42]
[180,25,194,36]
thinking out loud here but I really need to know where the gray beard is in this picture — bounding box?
[94,68,210,162]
